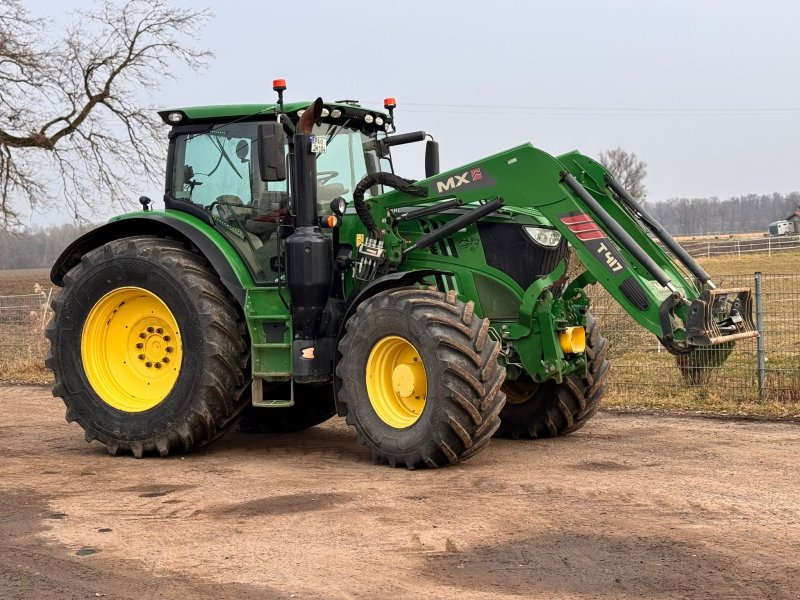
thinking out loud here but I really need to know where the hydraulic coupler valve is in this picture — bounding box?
[354,236,385,283]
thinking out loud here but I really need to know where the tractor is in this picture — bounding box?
[46,81,757,468]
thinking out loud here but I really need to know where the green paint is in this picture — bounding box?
[101,102,736,389]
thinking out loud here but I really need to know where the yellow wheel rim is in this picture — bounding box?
[502,379,541,405]
[81,287,183,412]
[366,336,427,428]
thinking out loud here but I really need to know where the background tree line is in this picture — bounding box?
[0,223,95,270]
[2,189,798,271]
[647,192,800,236]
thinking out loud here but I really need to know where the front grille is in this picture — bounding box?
[477,222,570,289]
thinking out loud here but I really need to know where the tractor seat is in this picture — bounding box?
[317,183,346,206]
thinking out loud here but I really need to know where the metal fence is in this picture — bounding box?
[662,235,800,259]
[1,278,798,404]
[0,291,53,372]
[590,273,800,403]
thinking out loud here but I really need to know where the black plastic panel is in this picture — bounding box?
[477,223,570,289]
[619,276,650,311]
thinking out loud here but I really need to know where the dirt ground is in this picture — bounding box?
[1,386,799,600]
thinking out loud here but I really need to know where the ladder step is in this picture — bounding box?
[252,398,294,408]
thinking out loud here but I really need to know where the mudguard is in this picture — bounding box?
[50,212,252,307]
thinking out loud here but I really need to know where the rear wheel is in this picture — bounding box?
[237,382,336,434]
[495,313,610,439]
[336,288,506,468]
[45,237,249,456]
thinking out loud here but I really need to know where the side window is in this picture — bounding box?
[176,132,253,207]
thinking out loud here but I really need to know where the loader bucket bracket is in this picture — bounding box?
[685,288,758,346]
[657,292,693,355]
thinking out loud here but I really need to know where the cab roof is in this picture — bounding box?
[157,100,391,126]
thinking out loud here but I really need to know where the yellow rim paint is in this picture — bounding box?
[502,379,541,405]
[81,287,183,412]
[558,326,586,355]
[366,336,427,428]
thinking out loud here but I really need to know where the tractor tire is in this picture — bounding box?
[336,288,506,469]
[45,236,249,457]
[237,383,336,434]
[495,313,610,439]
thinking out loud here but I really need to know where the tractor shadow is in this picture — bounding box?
[199,420,373,465]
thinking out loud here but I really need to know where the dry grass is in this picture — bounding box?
[598,248,800,418]
[0,328,52,386]
[1,249,798,420]
[696,248,800,276]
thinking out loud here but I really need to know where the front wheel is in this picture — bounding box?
[45,237,249,457]
[495,313,610,439]
[336,288,506,469]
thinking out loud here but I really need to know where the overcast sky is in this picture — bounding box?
[29,0,800,224]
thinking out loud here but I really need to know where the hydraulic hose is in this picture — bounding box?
[352,172,427,238]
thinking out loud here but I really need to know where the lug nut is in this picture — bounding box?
[163,335,171,342]
[162,357,170,364]
[156,328,163,334]
[154,363,162,369]
[165,347,173,353]
[136,343,143,349]
[138,354,145,360]
[145,362,152,368]
[139,333,146,339]
[147,326,154,333]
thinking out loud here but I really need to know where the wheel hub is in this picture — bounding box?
[391,362,425,399]
[81,287,183,412]
[366,336,428,428]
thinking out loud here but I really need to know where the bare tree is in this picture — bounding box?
[0,0,211,228]
[598,147,648,203]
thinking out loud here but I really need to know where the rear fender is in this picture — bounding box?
[50,213,252,307]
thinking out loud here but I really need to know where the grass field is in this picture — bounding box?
[1,249,798,417]
[0,267,51,296]
[697,248,800,275]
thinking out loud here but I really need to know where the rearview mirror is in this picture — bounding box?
[258,122,286,182]
[425,139,440,177]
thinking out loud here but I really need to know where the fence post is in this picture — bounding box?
[754,271,766,402]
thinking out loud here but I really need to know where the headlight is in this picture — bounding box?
[524,226,562,248]
[330,196,347,216]
[167,112,183,123]
[364,114,374,124]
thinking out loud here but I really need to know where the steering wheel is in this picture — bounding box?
[317,171,339,186]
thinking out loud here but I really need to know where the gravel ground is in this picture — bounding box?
[1,385,799,599]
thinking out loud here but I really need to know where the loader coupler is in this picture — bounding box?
[685,288,758,346]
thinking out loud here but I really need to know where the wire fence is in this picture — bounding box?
[590,273,800,403]
[0,290,53,377]
[1,276,798,405]
[660,235,800,258]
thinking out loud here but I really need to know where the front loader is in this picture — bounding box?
[46,82,757,468]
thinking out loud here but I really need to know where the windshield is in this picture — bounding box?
[168,120,387,213]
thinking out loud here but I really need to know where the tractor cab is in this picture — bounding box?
[159,99,396,281]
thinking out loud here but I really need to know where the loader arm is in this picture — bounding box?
[364,143,757,352]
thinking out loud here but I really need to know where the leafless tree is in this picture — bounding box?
[0,0,211,228]
[598,147,648,203]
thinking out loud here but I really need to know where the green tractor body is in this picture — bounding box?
[47,90,757,467]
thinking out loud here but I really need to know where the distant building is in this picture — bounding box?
[768,206,800,235]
